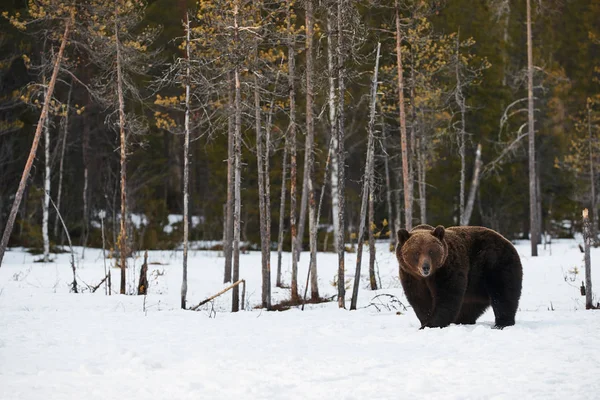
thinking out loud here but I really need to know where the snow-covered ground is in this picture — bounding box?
[1,238,599,399]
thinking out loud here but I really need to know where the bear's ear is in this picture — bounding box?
[432,225,445,241]
[397,229,410,246]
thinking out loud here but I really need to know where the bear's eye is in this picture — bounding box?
[429,250,433,257]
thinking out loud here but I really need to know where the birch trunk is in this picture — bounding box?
[336,0,347,308]
[395,0,412,231]
[350,42,380,310]
[232,3,242,311]
[0,15,71,267]
[42,91,51,262]
[327,8,340,251]
[287,1,299,302]
[526,0,538,256]
[455,33,468,225]
[306,0,319,300]
[297,135,309,260]
[462,143,482,226]
[116,7,129,294]
[181,11,191,309]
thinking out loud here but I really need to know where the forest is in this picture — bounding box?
[0,0,599,305]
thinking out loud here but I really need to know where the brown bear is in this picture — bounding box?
[396,224,523,329]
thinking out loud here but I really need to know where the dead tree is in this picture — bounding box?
[350,43,381,310]
[0,13,72,268]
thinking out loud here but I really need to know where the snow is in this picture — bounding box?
[1,239,599,399]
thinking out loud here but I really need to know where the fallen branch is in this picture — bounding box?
[190,279,246,311]
[91,273,110,293]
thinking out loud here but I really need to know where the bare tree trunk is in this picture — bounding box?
[224,72,234,283]
[583,209,594,309]
[264,89,273,306]
[393,159,402,239]
[42,90,51,262]
[181,11,191,309]
[276,134,288,288]
[306,0,319,301]
[536,168,542,239]
[368,46,381,291]
[463,143,482,226]
[287,2,299,302]
[116,7,129,294]
[350,43,380,310]
[297,136,309,260]
[455,33,468,226]
[255,66,271,310]
[395,0,412,231]
[81,82,91,257]
[336,0,347,308]
[409,59,421,224]
[416,135,426,224]
[382,122,395,248]
[589,105,598,242]
[0,15,72,267]
[81,167,88,257]
[526,0,538,256]
[327,8,340,251]
[232,3,242,312]
[368,173,377,289]
[55,81,72,239]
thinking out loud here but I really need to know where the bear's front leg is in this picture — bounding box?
[421,272,466,329]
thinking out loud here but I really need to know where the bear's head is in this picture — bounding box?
[396,225,448,278]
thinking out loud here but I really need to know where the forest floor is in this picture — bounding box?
[1,237,599,399]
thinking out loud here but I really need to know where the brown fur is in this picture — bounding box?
[396,225,523,329]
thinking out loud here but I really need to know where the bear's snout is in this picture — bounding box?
[420,260,431,277]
